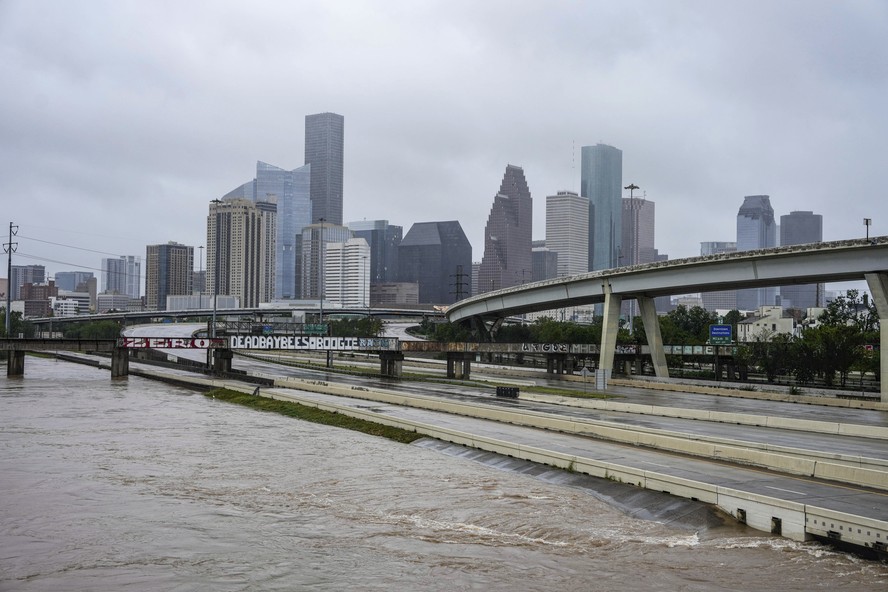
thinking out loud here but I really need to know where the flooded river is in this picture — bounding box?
[2,357,886,590]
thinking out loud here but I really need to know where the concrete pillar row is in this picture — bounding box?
[864,272,888,403]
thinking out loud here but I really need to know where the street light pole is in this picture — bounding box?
[864,218,872,240]
[318,218,325,324]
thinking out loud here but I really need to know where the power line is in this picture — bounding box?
[18,234,131,258]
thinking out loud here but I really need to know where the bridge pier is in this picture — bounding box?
[598,283,622,375]
[638,295,669,378]
[865,272,888,403]
[110,347,129,378]
[212,348,234,374]
[379,352,404,377]
[446,352,472,379]
[7,351,25,376]
[546,354,573,375]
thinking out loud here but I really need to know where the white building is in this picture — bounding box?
[545,191,589,277]
[737,305,795,342]
[325,237,370,307]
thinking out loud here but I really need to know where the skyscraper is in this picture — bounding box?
[206,198,277,309]
[780,210,824,310]
[305,112,344,225]
[621,195,658,267]
[101,256,141,298]
[545,191,588,277]
[9,265,45,301]
[146,242,194,311]
[478,165,533,292]
[297,222,352,301]
[224,161,312,300]
[581,143,622,271]
[398,221,472,305]
[325,237,371,307]
[736,195,778,310]
[700,241,738,312]
[531,240,559,282]
[54,271,94,292]
[348,220,403,285]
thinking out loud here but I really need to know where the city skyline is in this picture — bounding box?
[2,2,885,295]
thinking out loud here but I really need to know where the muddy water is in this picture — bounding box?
[2,357,886,591]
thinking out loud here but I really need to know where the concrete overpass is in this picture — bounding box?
[446,237,888,402]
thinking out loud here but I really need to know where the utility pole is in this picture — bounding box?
[450,265,469,301]
[4,222,18,337]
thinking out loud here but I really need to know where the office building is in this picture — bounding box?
[620,194,666,318]
[206,198,277,309]
[581,143,622,271]
[370,283,419,307]
[146,242,194,311]
[305,112,344,225]
[54,271,94,292]
[325,237,371,307]
[478,165,533,292]
[297,222,352,300]
[531,240,559,282]
[700,241,738,312]
[348,220,402,284]
[101,256,141,298]
[780,210,824,310]
[398,221,472,305]
[545,191,588,277]
[621,195,658,267]
[224,161,312,299]
[736,195,778,310]
[9,265,45,301]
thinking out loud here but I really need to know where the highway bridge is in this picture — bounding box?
[27,305,445,327]
[447,237,888,402]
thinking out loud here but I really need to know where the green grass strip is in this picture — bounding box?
[204,388,423,444]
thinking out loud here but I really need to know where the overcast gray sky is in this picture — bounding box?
[2,0,886,291]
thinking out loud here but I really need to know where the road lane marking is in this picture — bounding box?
[765,485,807,496]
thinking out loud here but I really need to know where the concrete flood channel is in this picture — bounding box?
[76,351,888,560]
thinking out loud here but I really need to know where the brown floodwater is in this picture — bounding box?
[2,357,886,591]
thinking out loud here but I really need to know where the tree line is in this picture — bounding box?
[419,289,880,388]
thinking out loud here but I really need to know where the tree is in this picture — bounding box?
[660,305,717,345]
[818,289,879,334]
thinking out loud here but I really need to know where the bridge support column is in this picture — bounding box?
[599,283,622,375]
[7,351,25,376]
[212,348,233,375]
[110,347,129,378]
[865,273,888,403]
[446,353,472,379]
[638,295,669,378]
[380,352,404,378]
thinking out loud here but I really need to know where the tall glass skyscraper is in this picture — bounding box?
[736,195,778,311]
[581,144,623,271]
[780,210,824,310]
[305,112,344,225]
[224,161,311,300]
[478,165,533,292]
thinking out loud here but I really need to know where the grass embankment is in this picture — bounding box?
[204,388,423,444]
